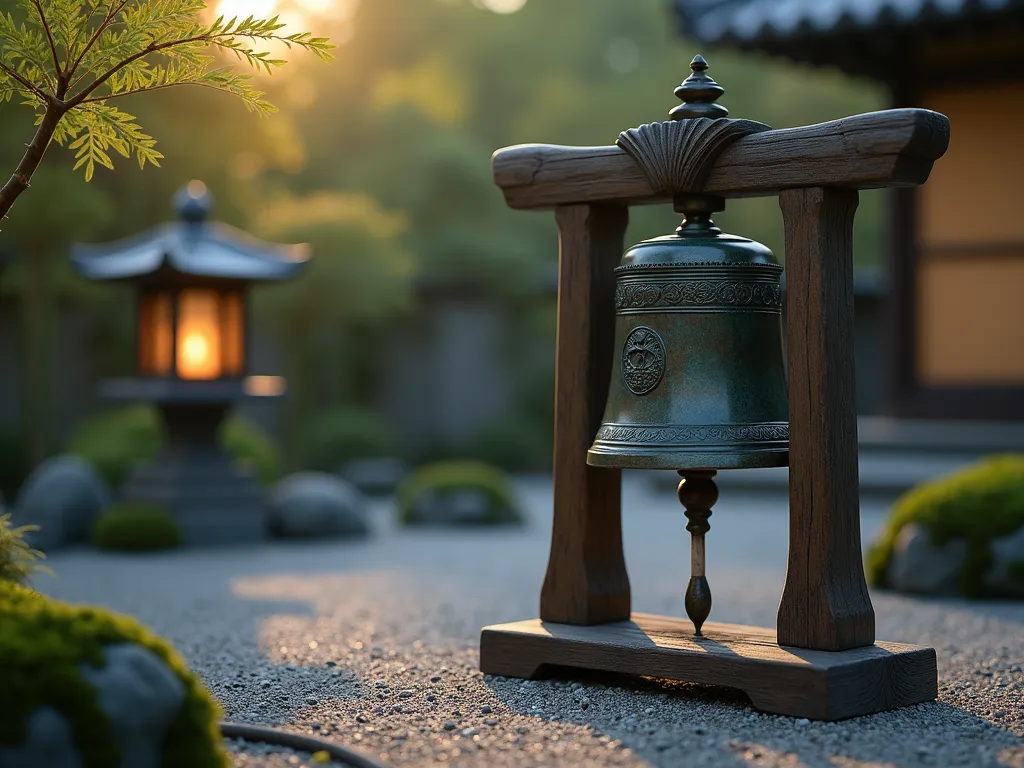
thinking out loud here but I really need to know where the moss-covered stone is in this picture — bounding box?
[866,454,1024,598]
[0,581,228,767]
[397,461,523,526]
[90,505,183,552]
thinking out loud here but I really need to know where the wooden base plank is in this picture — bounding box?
[479,613,937,721]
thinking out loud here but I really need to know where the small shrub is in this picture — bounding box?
[0,514,49,586]
[0,581,228,766]
[68,405,282,489]
[465,417,552,473]
[220,415,280,486]
[67,404,163,490]
[397,460,523,526]
[90,505,182,552]
[866,454,1024,597]
[303,407,395,472]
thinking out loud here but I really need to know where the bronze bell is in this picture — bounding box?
[587,56,789,637]
[586,192,788,471]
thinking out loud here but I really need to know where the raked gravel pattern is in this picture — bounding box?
[37,475,1024,768]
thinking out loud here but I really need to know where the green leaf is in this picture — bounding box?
[1,0,333,183]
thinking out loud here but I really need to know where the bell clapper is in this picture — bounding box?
[678,469,718,637]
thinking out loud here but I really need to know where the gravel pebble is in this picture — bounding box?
[35,479,1024,767]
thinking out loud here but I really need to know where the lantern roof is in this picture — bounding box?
[71,181,310,284]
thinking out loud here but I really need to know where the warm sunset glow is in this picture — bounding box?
[476,0,528,13]
[215,0,278,21]
[214,0,351,26]
[212,0,345,65]
[296,0,336,11]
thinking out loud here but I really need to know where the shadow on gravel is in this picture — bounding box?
[485,669,1024,767]
[778,701,1024,767]
[486,667,755,766]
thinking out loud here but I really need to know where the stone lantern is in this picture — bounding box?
[71,181,309,545]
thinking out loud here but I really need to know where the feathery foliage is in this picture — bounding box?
[0,513,51,586]
[0,0,333,218]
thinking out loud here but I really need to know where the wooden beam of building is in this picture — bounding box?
[492,108,950,209]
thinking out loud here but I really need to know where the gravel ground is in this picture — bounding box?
[37,475,1024,768]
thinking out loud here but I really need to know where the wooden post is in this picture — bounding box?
[777,187,876,651]
[539,203,631,625]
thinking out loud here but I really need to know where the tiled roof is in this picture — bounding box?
[71,183,309,283]
[675,0,1019,44]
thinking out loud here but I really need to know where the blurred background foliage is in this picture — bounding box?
[0,0,885,480]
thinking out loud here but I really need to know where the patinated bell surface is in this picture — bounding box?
[587,197,789,471]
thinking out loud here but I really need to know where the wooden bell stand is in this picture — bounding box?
[479,106,951,721]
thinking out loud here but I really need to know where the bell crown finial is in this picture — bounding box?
[670,54,729,120]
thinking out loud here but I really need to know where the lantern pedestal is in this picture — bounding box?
[481,615,937,721]
[101,378,277,547]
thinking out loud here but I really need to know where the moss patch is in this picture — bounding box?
[866,454,1024,598]
[67,404,164,490]
[302,407,395,473]
[0,581,228,767]
[397,461,522,526]
[90,505,183,552]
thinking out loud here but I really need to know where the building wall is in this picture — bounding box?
[916,83,1024,387]
[377,299,514,456]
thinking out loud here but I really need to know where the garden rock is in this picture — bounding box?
[80,643,186,768]
[409,488,518,526]
[13,455,111,550]
[983,525,1024,598]
[0,707,83,768]
[268,472,369,539]
[888,523,967,596]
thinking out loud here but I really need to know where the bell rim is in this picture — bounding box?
[586,446,789,471]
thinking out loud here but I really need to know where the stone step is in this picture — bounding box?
[641,451,986,501]
[640,417,1024,502]
[857,416,1024,456]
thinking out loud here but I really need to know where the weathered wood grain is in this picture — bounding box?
[539,204,631,626]
[492,108,950,209]
[777,187,875,651]
[479,614,937,721]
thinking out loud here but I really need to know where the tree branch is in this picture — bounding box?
[66,0,130,81]
[66,33,211,107]
[31,0,64,82]
[0,104,64,221]
[0,59,49,101]
[77,80,238,103]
